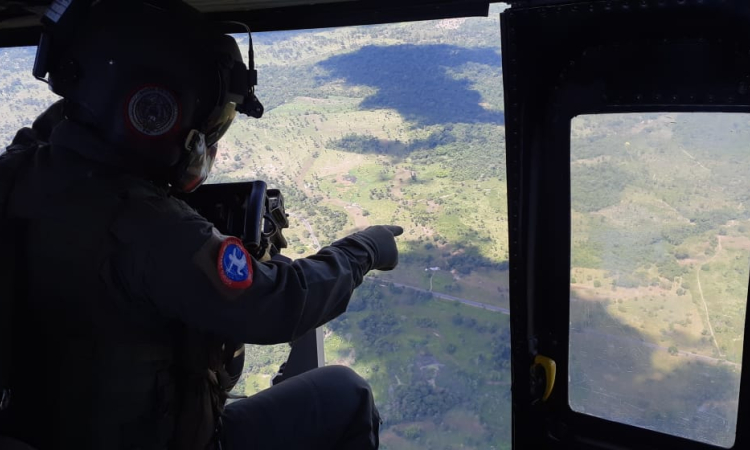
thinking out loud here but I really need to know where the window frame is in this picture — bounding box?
[502,1,750,449]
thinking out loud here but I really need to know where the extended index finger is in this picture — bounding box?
[384,225,404,237]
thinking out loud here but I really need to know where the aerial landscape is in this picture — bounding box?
[570,112,750,447]
[1,4,748,449]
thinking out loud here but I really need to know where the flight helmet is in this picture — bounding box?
[33,0,263,192]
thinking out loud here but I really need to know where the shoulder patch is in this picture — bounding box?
[218,237,253,289]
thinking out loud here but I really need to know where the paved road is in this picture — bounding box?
[367,277,510,314]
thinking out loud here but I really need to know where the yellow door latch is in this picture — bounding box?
[532,355,557,402]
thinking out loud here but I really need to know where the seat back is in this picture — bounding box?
[0,436,38,450]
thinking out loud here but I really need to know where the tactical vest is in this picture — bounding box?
[0,141,230,450]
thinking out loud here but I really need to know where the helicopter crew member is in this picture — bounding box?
[0,0,401,449]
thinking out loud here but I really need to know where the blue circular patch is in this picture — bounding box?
[222,243,249,282]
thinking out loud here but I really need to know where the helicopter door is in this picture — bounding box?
[502,1,750,449]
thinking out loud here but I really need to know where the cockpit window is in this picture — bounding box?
[569,113,749,448]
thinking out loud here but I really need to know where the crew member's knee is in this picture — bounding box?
[320,365,371,392]
[316,365,374,408]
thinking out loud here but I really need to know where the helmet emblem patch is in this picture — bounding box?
[218,237,253,289]
[127,86,179,136]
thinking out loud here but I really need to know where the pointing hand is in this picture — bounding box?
[344,225,403,271]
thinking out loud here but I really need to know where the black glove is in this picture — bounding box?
[342,225,403,271]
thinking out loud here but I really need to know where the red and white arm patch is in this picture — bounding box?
[217,236,254,289]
